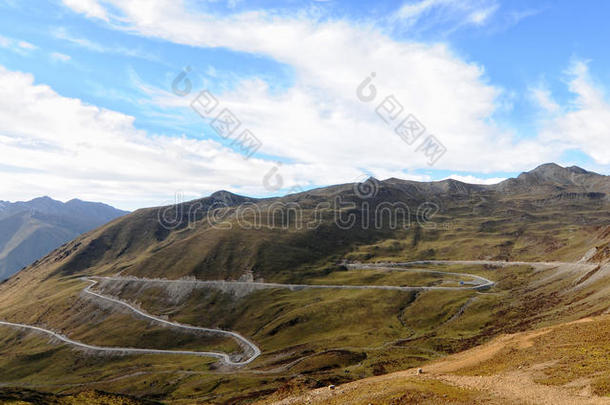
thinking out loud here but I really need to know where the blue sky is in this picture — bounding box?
[0,0,609,209]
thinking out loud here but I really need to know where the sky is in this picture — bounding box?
[0,0,609,210]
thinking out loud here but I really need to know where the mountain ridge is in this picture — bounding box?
[12,163,609,285]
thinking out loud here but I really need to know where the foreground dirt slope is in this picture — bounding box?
[268,316,610,405]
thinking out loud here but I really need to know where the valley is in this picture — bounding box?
[0,262,497,370]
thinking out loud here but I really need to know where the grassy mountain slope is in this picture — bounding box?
[31,164,610,283]
[268,315,610,404]
[0,163,608,403]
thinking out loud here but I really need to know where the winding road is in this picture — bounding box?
[0,319,253,365]
[0,277,261,366]
[0,261,540,366]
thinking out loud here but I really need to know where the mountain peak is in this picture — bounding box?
[528,163,592,176]
[206,190,254,206]
[530,162,563,172]
[29,196,59,203]
[493,163,606,193]
[567,165,590,174]
[210,190,240,199]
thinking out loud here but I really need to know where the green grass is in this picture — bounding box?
[301,268,476,287]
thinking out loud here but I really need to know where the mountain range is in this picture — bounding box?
[30,163,608,283]
[0,163,609,404]
[0,197,128,280]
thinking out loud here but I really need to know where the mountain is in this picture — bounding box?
[492,162,610,194]
[0,163,608,404]
[29,163,608,283]
[0,197,128,280]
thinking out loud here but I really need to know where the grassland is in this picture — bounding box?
[458,316,610,397]
[0,171,609,403]
[269,316,610,404]
[1,258,608,403]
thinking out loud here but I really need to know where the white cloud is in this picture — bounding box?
[52,27,158,61]
[4,0,600,208]
[61,0,109,21]
[445,174,506,185]
[0,35,37,55]
[530,84,560,114]
[0,65,352,210]
[395,0,449,21]
[50,52,72,62]
[17,40,36,50]
[58,1,564,175]
[393,0,499,29]
[538,60,610,165]
[467,4,498,25]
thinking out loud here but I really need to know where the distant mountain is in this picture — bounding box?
[0,197,128,280]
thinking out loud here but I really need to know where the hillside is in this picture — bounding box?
[0,197,128,280]
[0,163,608,403]
[268,315,610,404]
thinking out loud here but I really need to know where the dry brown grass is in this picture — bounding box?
[271,316,610,405]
